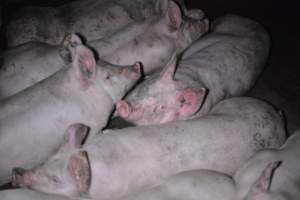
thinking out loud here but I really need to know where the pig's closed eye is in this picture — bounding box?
[51,175,61,184]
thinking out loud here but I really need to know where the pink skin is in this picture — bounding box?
[246,161,282,200]
[116,55,206,125]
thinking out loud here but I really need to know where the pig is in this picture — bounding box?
[0,33,82,99]
[12,97,286,199]
[234,129,300,200]
[6,0,188,47]
[0,1,208,100]
[0,189,87,200]
[89,0,209,74]
[122,170,236,200]
[116,14,270,125]
[0,170,235,200]
[0,45,142,185]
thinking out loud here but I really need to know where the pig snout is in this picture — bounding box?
[116,100,133,119]
[12,168,35,188]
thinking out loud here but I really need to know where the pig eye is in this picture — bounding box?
[51,175,61,184]
[154,105,165,113]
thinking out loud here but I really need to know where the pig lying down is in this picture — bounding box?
[0,33,82,99]
[0,0,208,100]
[125,128,300,200]
[117,14,270,125]
[5,0,187,46]
[0,45,142,185]
[12,97,286,199]
[0,170,234,200]
[0,189,85,200]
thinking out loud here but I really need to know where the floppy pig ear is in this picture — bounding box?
[72,45,97,89]
[166,0,182,29]
[63,123,90,149]
[68,151,91,194]
[249,161,281,196]
[178,87,206,117]
[60,33,83,63]
[160,53,177,82]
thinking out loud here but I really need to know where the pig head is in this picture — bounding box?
[116,55,206,125]
[12,124,91,197]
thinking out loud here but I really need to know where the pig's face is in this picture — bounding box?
[13,150,90,197]
[12,124,91,197]
[69,44,142,101]
[96,61,142,103]
[116,55,206,125]
[153,0,209,53]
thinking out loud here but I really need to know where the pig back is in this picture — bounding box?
[85,98,285,200]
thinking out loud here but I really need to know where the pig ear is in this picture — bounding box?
[72,45,97,90]
[248,161,281,197]
[165,0,182,29]
[160,53,177,82]
[177,87,207,117]
[60,33,83,63]
[68,151,91,194]
[63,124,90,149]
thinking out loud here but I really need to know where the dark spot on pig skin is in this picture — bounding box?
[253,132,266,148]
[133,38,139,46]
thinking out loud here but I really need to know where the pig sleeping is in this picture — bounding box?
[116,14,270,125]
[0,0,208,100]
[0,45,142,185]
[12,97,286,199]
[6,0,187,46]
[0,33,82,99]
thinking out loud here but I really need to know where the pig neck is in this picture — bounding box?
[176,34,241,117]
